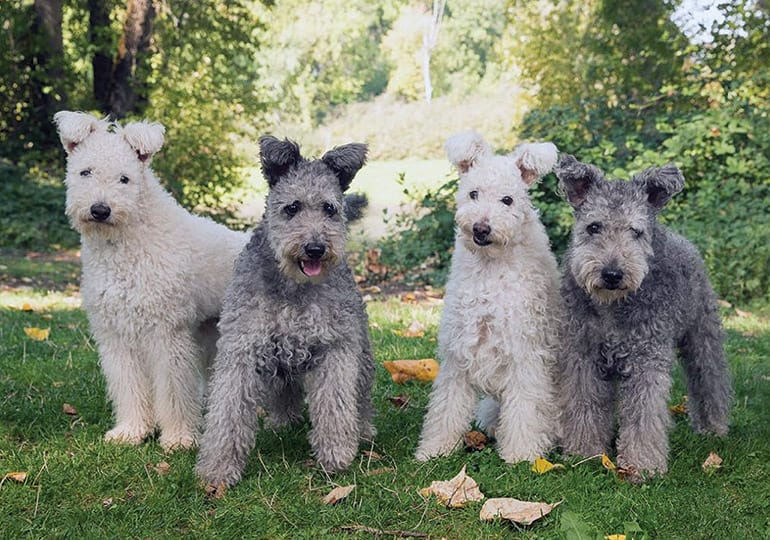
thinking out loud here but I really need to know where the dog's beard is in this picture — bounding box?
[278,245,340,284]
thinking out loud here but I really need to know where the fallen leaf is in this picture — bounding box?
[735,308,751,318]
[383,359,439,383]
[402,292,416,304]
[322,484,355,505]
[601,453,617,471]
[364,467,395,476]
[669,395,688,416]
[391,320,426,338]
[388,395,410,409]
[716,299,732,308]
[152,462,171,475]
[531,456,565,474]
[361,450,381,461]
[62,403,78,416]
[463,431,488,451]
[4,472,27,483]
[479,497,562,525]
[20,303,34,312]
[102,497,114,508]
[702,451,723,472]
[24,327,50,341]
[419,465,484,508]
[205,483,227,499]
[605,535,626,540]
[364,248,388,276]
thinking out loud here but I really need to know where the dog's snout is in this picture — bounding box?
[304,243,326,260]
[472,222,491,238]
[90,203,111,222]
[601,267,624,289]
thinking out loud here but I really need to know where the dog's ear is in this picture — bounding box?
[510,142,558,186]
[555,154,603,208]
[53,111,103,154]
[260,135,302,187]
[122,121,165,163]
[445,130,493,174]
[634,164,685,211]
[321,143,368,192]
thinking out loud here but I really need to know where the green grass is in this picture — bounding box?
[1,256,770,539]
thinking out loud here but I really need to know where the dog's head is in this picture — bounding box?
[259,135,367,284]
[54,111,165,240]
[446,130,557,256]
[556,154,684,304]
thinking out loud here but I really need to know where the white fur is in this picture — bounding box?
[416,131,563,463]
[54,111,250,451]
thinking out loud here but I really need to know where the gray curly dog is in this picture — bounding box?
[195,136,375,487]
[554,154,732,481]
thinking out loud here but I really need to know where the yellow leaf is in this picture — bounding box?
[20,303,34,312]
[391,319,426,338]
[532,457,554,474]
[480,498,562,525]
[419,465,484,508]
[24,327,50,341]
[601,453,617,471]
[4,471,27,483]
[382,359,439,383]
[322,484,355,505]
[605,535,627,540]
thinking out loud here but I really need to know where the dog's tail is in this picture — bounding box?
[344,192,368,223]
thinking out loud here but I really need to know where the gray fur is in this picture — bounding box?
[195,138,375,487]
[555,155,732,481]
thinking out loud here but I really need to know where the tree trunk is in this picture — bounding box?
[32,0,66,147]
[421,0,445,103]
[88,0,113,112]
[108,0,155,118]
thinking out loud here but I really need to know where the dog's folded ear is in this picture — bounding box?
[122,121,165,163]
[53,111,103,154]
[445,130,493,174]
[634,164,685,211]
[555,154,604,208]
[510,142,558,186]
[260,135,302,187]
[321,143,368,192]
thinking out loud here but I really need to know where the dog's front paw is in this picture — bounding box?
[616,454,665,485]
[104,424,151,445]
[160,431,198,452]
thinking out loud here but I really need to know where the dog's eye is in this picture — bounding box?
[284,201,301,218]
[501,196,513,206]
[323,202,338,217]
[119,175,130,184]
[586,222,603,235]
[630,227,644,239]
[80,169,92,177]
[469,190,478,200]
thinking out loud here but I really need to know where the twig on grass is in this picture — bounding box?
[339,524,427,538]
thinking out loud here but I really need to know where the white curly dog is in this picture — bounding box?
[415,131,563,463]
[54,111,249,451]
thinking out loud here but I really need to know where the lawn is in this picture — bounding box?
[1,252,769,539]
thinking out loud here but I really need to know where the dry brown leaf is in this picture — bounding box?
[401,292,417,304]
[735,308,751,318]
[419,465,484,508]
[322,484,355,505]
[153,461,171,475]
[388,395,410,409]
[716,299,732,308]
[361,450,382,461]
[669,395,688,416]
[205,483,227,499]
[4,471,27,483]
[391,320,426,338]
[24,327,50,341]
[383,359,439,383]
[365,248,388,276]
[702,451,723,472]
[463,431,488,451]
[62,403,78,416]
[364,467,395,477]
[479,497,562,525]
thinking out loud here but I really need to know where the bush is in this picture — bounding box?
[0,160,78,251]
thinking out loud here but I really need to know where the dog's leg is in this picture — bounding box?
[356,349,377,440]
[148,327,206,451]
[558,350,616,458]
[195,340,261,487]
[495,364,556,463]
[678,312,732,436]
[475,397,500,437]
[99,337,155,445]
[616,356,673,478]
[305,347,363,472]
[415,362,476,461]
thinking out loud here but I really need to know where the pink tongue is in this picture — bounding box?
[302,260,322,276]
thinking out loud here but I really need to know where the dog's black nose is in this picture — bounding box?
[90,203,111,222]
[472,222,491,240]
[304,243,326,260]
[601,267,624,289]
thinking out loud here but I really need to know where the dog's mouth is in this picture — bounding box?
[473,235,493,246]
[299,259,323,277]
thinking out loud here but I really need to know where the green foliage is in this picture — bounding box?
[0,160,78,250]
